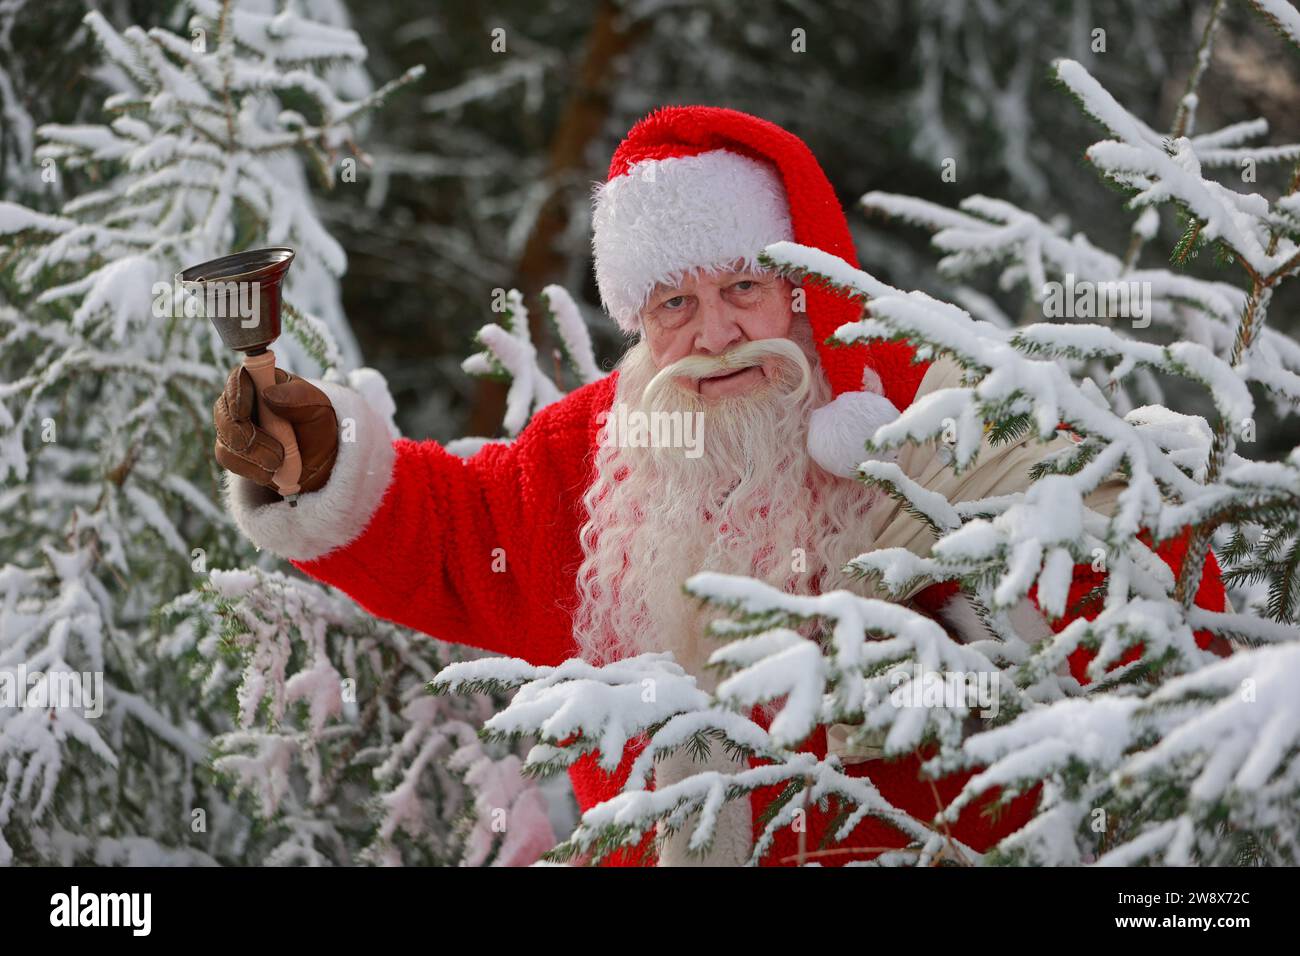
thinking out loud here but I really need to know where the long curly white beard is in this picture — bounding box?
[572,319,883,690]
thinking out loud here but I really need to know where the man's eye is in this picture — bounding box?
[731,280,756,292]
[652,296,691,330]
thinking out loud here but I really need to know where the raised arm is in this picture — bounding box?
[216,366,610,665]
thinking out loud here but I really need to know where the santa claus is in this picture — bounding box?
[213,106,1228,866]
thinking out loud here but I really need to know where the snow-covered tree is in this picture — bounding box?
[433,0,1300,866]
[0,0,553,866]
[0,0,160,204]
[160,566,556,865]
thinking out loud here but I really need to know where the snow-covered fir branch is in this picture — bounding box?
[461,284,606,438]
[429,613,992,867]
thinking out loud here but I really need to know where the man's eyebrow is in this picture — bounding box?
[649,282,687,299]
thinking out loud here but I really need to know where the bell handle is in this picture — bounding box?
[243,349,302,498]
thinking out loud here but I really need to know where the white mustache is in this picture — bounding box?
[642,337,812,410]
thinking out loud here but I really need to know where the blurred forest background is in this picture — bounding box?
[5,0,1300,448]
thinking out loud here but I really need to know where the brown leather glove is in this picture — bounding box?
[213,365,338,497]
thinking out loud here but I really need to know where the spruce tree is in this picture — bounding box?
[0,0,552,866]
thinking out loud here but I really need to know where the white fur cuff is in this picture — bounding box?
[222,380,397,562]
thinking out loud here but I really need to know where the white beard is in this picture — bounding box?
[572,318,884,691]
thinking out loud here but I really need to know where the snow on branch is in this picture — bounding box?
[861,189,1300,407]
[1054,58,1300,279]
[1245,0,1300,50]
[761,240,1229,551]
[949,641,1300,865]
[428,574,1021,865]
[688,572,1026,748]
[0,1,511,867]
[462,285,605,437]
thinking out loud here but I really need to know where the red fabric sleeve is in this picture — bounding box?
[288,378,613,666]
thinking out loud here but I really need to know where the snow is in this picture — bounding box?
[1187,608,1300,644]
[957,697,1142,797]
[122,485,188,556]
[462,286,607,436]
[745,77,1300,856]
[542,284,603,384]
[0,201,73,236]
[190,0,367,68]
[1057,59,1298,277]
[1124,405,1214,480]
[441,653,713,773]
[692,572,1017,747]
[1129,643,1300,794]
[622,705,770,789]
[1035,547,1077,618]
[1249,0,1300,49]
[713,629,826,747]
[860,460,962,532]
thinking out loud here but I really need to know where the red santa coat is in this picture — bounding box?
[223,368,1228,867]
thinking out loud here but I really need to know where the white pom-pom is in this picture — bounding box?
[808,389,901,478]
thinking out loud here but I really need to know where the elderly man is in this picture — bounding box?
[213,106,1226,866]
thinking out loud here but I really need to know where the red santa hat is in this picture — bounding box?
[591,105,929,428]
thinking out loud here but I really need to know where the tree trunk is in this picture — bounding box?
[467,0,646,436]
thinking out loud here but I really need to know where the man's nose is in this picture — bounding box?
[693,292,744,355]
